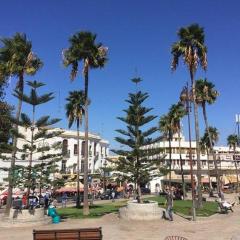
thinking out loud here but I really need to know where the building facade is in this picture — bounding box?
[0,127,109,185]
[148,133,240,192]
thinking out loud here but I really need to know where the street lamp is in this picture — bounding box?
[180,83,196,221]
[103,161,107,192]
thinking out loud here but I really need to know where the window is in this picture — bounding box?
[94,142,97,156]
[81,141,85,156]
[61,160,66,173]
[62,139,68,156]
[74,144,78,155]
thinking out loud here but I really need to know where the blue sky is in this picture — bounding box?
[1,0,240,148]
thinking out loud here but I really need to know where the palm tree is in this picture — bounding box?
[0,33,42,215]
[63,31,107,215]
[171,24,207,207]
[200,127,219,194]
[169,103,187,199]
[196,78,220,193]
[227,134,239,192]
[159,113,176,187]
[66,91,86,208]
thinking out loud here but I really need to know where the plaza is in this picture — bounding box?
[0,193,240,240]
[1,0,240,239]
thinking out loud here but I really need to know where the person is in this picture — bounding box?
[22,194,27,209]
[165,189,174,221]
[111,188,116,202]
[44,193,49,209]
[61,192,67,208]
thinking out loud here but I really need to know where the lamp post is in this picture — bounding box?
[180,83,196,221]
[103,161,107,192]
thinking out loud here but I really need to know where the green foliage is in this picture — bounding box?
[112,79,164,196]
[6,80,63,191]
[147,196,218,217]
[65,91,86,128]
[171,23,207,73]
[0,33,43,81]
[58,201,127,219]
[63,31,108,80]
[195,78,219,106]
[200,127,219,150]
[0,101,13,146]
[227,134,238,149]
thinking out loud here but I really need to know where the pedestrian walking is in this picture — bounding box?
[61,192,67,208]
[165,189,174,221]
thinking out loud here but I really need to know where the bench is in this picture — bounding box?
[33,227,102,240]
[217,201,234,214]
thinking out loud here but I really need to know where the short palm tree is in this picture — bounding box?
[227,134,239,192]
[0,33,42,215]
[159,113,176,187]
[169,103,187,199]
[171,24,207,207]
[66,91,86,208]
[196,78,220,192]
[63,31,108,215]
[200,127,219,193]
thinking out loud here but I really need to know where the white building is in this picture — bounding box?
[0,127,109,185]
[148,133,240,192]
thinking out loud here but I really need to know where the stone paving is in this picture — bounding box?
[0,194,240,240]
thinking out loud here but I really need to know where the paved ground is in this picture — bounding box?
[0,194,240,240]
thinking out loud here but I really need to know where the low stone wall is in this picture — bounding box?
[119,201,163,220]
[0,208,50,227]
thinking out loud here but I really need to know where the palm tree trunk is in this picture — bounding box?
[178,130,185,199]
[168,130,172,188]
[206,148,212,194]
[233,147,239,193]
[76,123,80,208]
[5,73,24,216]
[202,103,220,194]
[190,69,202,208]
[83,66,89,215]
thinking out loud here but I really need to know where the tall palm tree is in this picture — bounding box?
[200,127,219,194]
[196,78,220,192]
[0,33,42,215]
[171,24,207,207]
[170,103,187,199]
[227,134,239,192]
[63,32,107,215]
[65,91,86,208]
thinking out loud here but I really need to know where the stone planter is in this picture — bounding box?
[119,200,163,220]
[0,208,50,227]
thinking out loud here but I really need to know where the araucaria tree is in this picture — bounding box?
[63,31,108,215]
[65,90,86,208]
[113,78,163,203]
[13,80,62,202]
[171,24,208,207]
[0,33,42,215]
